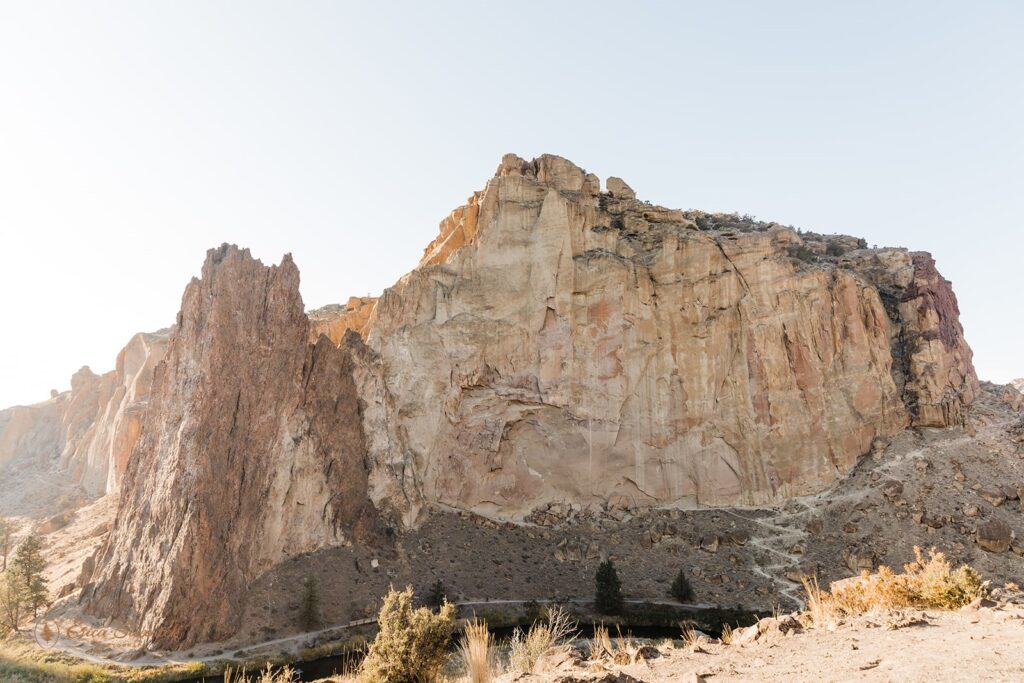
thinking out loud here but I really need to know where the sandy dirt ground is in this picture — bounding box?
[489,601,1024,683]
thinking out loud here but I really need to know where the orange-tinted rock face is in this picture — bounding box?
[308,296,377,343]
[81,246,377,648]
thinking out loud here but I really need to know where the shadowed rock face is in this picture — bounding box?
[77,155,977,648]
[80,245,377,648]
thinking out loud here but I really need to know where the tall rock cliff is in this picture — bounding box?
[79,154,977,648]
[362,154,975,521]
[81,245,378,647]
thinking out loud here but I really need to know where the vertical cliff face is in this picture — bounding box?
[59,331,170,494]
[843,249,978,427]
[80,245,377,648]
[364,155,920,520]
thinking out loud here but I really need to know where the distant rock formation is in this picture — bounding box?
[70,154,977,648]
[0,331,167,515]
[308,296,377,343]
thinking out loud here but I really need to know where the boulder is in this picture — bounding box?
[977,520,1013,553]
[606,176,636,200]
[979,490,1006,507]
[699,535,720,553]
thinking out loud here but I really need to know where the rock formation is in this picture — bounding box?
[0,331,167,515]
[73,154,977,648]
[308,296,377,343]
[81,245,378,647]
[363,154,975,521]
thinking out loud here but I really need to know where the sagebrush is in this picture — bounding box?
[508,605,577,673]
[802,547,986,624]
[360,586,455,683]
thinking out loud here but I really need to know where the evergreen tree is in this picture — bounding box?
[299,575,321,630]
[0,569,28,633]
[594,560,623,615]
[0,517,12,571]
[425,579,447,610]
[670,569,694,603]
[12,535,47,618]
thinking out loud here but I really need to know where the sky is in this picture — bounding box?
[0,1,1021,408]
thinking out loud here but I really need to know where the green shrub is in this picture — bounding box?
[789,244,817,263]
[825,240,847,257]
[360,586,455,683]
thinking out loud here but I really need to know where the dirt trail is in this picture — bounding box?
[721,506,810,609]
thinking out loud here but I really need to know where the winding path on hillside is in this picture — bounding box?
[721,506,810,610]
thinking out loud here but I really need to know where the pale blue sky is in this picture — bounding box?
[1,1,1021,408]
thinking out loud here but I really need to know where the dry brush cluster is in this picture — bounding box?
[801,547,987,625]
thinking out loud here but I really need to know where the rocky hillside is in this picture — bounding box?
[23,154,979,649]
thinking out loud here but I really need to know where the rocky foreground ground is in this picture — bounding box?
[482,599,1024,682]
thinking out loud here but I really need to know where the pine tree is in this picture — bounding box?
[425,579,447,610]
[0,517,12,571]
[299,575,321,630]
[0,569,28,633]
[594,560,623,615]
[670,569,694,603]
[12,535,47,618]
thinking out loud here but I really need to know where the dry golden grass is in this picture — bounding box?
[507,605,577,673]
[587,623,640,663]
[590,623,613,660]
[679,624,698,649]
[457,618,495,683]
[801,547,986,626]
[719,622,733,645]
[223,664,298,683]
